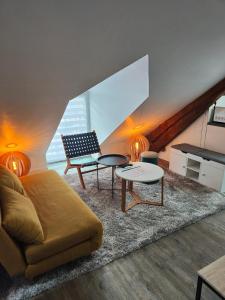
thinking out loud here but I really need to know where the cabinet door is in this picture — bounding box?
[199,163,224,191]
[169,150,187,176]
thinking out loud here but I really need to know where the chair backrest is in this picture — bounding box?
[61,131,101,159]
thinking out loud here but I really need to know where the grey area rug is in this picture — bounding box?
[0,168,225,300]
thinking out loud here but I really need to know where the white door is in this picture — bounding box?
[199,163,224,191]
[169,150,187,176]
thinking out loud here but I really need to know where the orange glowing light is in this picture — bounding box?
[128,135,150,162]
[135,142,139,151]
[6,143,18,149]
[0,114,35,153]
[12,161,17,170]
[133,124,144,131]
[0,151,31,177]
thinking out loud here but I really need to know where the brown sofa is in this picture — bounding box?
[0,169,103,279]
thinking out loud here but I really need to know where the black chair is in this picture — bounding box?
[61,131,106,189]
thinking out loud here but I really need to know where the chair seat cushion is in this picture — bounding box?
[21,171,103,264]
[70,156,97,167]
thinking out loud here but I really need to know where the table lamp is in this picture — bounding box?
[128,135,149,161]
[0,143,31,177]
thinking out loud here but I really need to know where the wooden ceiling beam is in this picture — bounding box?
[147,77,225,152]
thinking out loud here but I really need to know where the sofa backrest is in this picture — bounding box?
[0,208,26,277]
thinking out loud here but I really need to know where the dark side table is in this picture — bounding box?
[97,154,129,196]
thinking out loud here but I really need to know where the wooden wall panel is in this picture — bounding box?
[147,77,225,152]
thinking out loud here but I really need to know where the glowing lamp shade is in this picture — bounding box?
[128,135,150,161]
[0,151,31,177]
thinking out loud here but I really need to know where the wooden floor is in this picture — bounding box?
[35,210,225,300]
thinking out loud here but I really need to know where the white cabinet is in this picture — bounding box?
[169,148,225,193]
[169,149,187,176]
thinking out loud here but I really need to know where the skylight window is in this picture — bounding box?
[46,93,90,163]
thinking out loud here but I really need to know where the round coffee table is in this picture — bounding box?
[115,162,164,212]
[97,154,129,196]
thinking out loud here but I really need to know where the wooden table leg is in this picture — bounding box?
[123,176,164,211]
[121,179,127,212]
[120,176,164,212]
[128,181,133,192]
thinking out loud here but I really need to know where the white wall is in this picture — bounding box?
[159,111,225,162]
[1,1,225,170]
[89,56,149,144]
[205,124,225,154]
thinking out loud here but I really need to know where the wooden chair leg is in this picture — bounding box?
[77,167,86,189]
[64,165,70,175]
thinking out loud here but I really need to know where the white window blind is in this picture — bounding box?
[209,95,225,124]
[46,93,90,163]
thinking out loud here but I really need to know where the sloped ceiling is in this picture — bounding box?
[0,0,225,169]
[89,55,149,144]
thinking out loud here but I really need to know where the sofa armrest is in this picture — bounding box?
[0,225,26,276]
[90,218,103,251]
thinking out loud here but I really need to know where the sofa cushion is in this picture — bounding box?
[0,186,44,244]
[21,170,103,264]
[25,240,92,279]
[0,165,26,195]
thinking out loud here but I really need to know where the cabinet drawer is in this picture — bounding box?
[199,164,224,191]
[203,159,225,171]
[169,149,187,176]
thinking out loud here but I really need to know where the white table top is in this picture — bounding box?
[115,162,164,183]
